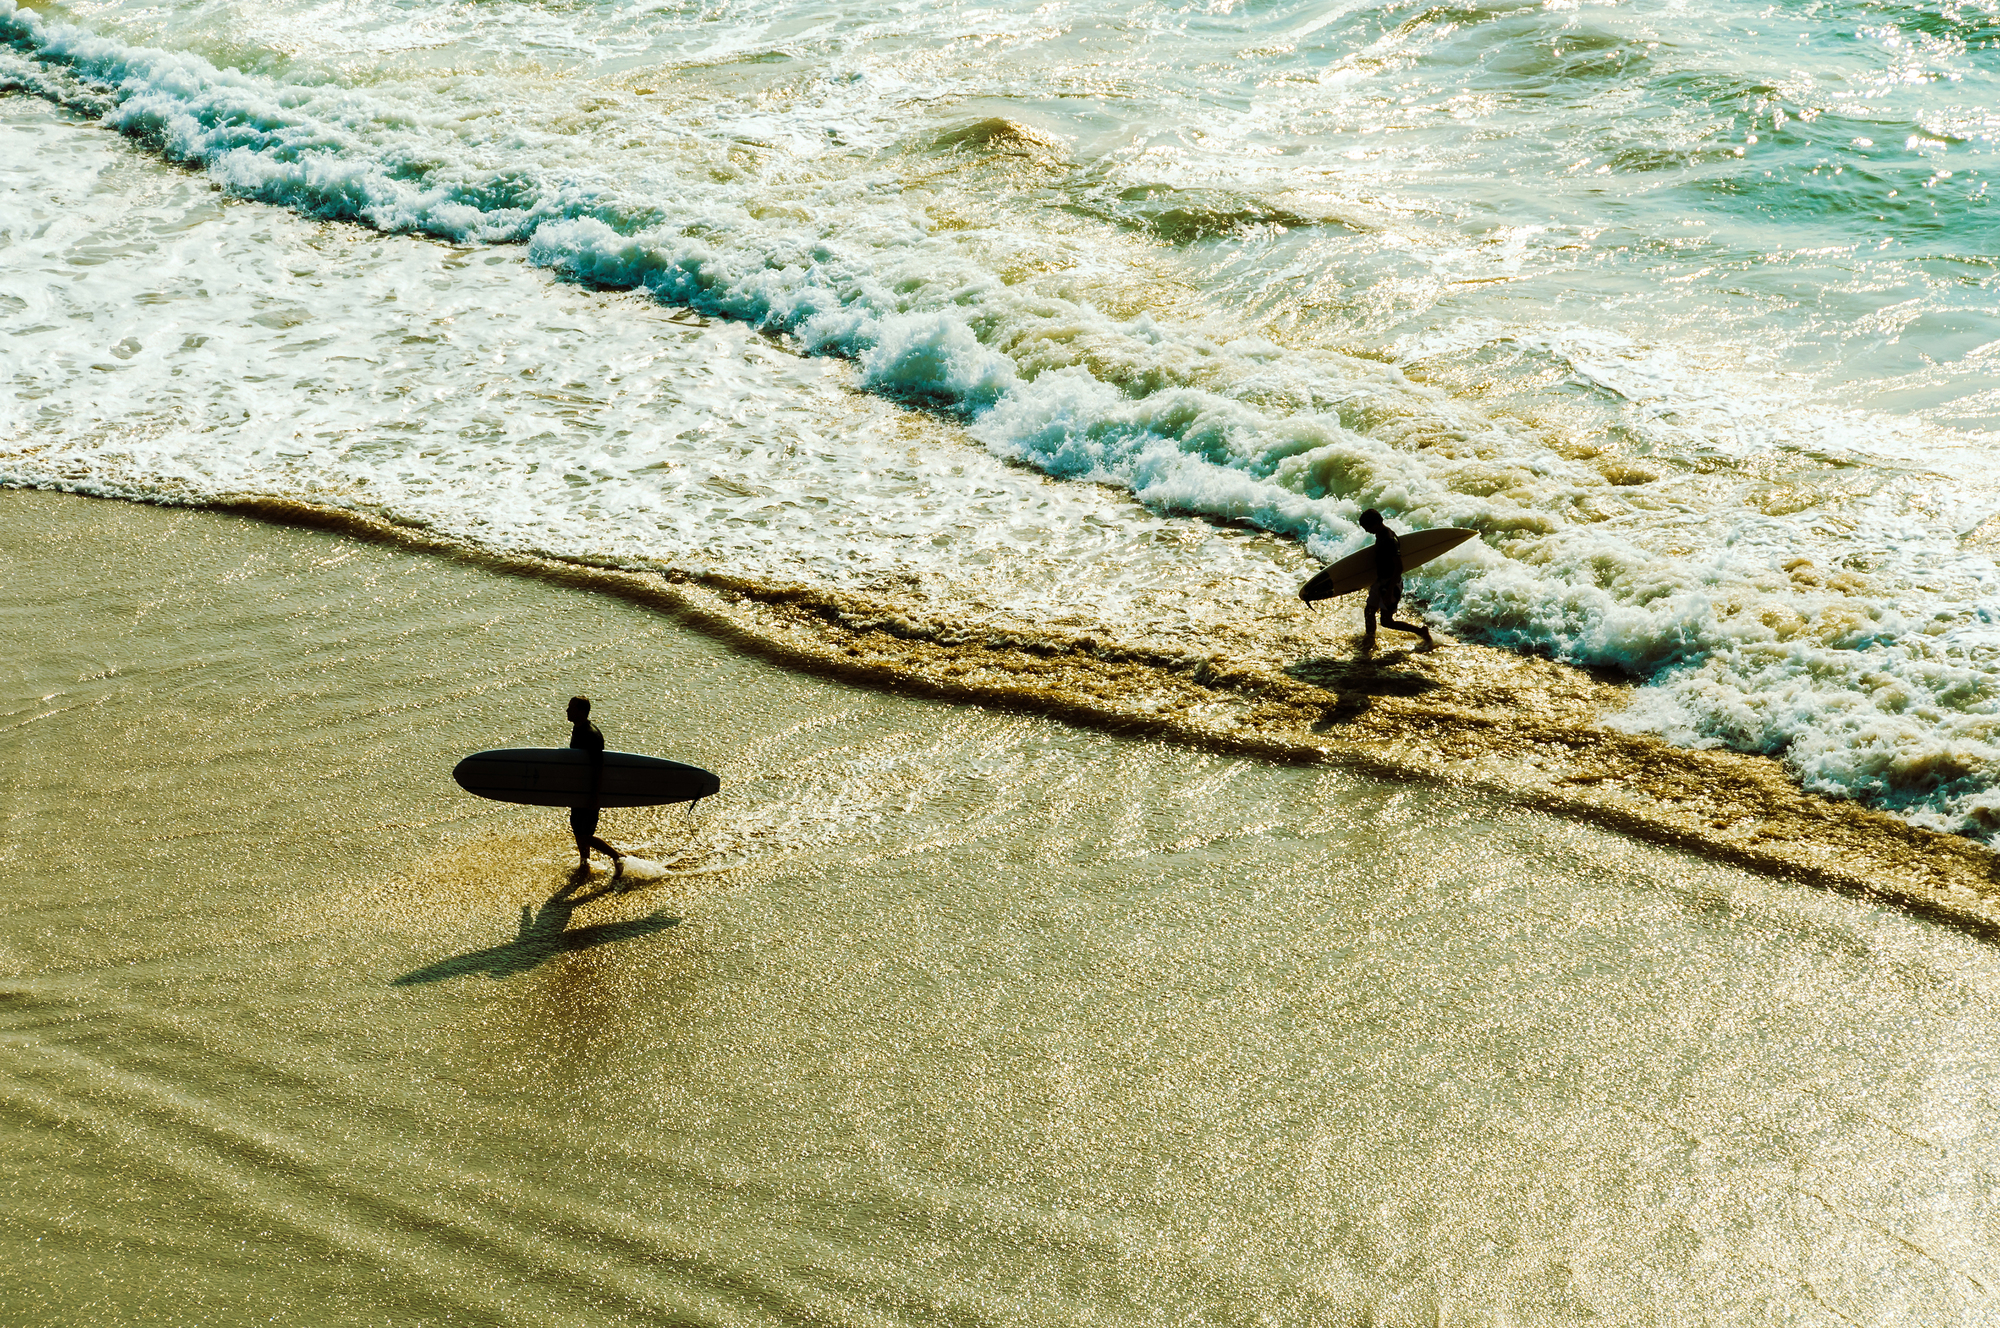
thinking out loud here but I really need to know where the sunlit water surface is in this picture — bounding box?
[6,492,2000,1324]
[4,0,2000,835]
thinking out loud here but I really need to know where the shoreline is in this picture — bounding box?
[17,482,1996,1326]
[51,485,1994,938]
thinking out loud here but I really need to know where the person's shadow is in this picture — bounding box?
[392,871,680,986]
[1286,655,1441,730]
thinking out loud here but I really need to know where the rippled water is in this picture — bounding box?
[11,490,2000,1325]
[10,5,2000,1318]
[3,0,2000,832]
[0,2,1996,819]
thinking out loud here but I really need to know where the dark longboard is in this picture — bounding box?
[1299,528,1478,604]
[452,748,720,808]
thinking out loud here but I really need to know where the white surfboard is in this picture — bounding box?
[1299,528,1478,603]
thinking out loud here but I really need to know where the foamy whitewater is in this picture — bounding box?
[4,0,1998,834]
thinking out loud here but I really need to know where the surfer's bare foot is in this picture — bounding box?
[1360,633,1376,654]
[1419,627,1434,650]
[610,855,625,878]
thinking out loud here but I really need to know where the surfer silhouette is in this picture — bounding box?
[1359,509,1433,652]
[567,696,624,874]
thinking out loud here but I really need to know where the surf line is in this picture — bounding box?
[110,489,1990,940]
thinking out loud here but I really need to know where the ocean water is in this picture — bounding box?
[3,0,1999,835]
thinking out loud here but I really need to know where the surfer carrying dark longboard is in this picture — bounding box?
[567,696,625,875]
[1359,509,1433,652]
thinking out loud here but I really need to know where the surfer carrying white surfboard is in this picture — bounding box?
[567,696,625,874]
[1358,509,1433,652]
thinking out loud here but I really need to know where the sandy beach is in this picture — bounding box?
[9,0,2000,1313]
[9,487,2000,1323]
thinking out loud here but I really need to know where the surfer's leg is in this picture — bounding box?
[1380,613,1432,643]
[1386,621,1432,649]
[1373,580,1432,646]
[570,805,602,869]
[1379,609,1432,646]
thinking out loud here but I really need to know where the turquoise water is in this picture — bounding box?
[3,0,1998,830]
[8,8,2000,1322]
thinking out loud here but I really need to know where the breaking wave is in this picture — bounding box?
[4,0,1999,839]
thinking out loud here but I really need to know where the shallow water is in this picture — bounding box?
[7,3,2000,1314]
[8,490,2000,1324]
[3,0,1999,837]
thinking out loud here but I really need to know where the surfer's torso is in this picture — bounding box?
[1370,529,1403,586]
[1365,527,1405,617]
[569,716,607,829]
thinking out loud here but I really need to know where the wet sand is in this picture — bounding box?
[208,490,2000,935]
[10,487,2000,1325]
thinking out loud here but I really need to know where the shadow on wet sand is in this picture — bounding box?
[394,872,680,985]
[1286,654,1443,730]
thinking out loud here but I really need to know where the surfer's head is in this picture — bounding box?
[1359,508,1385,531]
[567,696,591,721]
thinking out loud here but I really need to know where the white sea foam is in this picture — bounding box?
[4,0,1999,838]
[0,96,1300,640]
